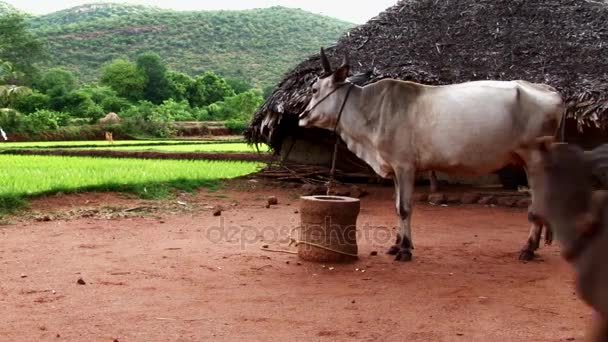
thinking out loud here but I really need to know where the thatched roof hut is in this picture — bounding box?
[99,112,122,125]
[245,0,608,156]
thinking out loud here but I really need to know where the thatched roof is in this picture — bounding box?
[99,112,122,124]
[245,0,608,152]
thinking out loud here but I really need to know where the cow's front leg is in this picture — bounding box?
[519,221,544,261]
[386,167,416,262]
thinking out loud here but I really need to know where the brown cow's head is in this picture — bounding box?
[525,137,594,241]
[298,47,351,130]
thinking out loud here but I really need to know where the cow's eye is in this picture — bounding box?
[312,88,318,94]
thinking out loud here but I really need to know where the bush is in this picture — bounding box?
[224,119,248,134]
[120,101,175,137]
[101,95,131,113]
[202,89,263,121]
[156,99,195,121]
[0,108,21,132]
[11,91,50,114]
[20,109,70,134]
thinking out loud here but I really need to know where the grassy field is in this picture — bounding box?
[0,140,247,149]
[80,143,270,153]
[0,141,270,153]
[0,155,262,214]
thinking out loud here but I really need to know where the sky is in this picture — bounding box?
[4,0,399,24]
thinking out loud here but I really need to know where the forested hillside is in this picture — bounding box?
[0,1,18,15]
[25,3,354,88]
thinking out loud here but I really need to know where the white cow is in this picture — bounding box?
[298,48,565,261]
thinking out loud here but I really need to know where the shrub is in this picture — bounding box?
[20,109,70,134]
[156,99,194,121]
[11,91,50,114]
[0,108,21,131]
[120,101,175,137]
[225,119,248,134]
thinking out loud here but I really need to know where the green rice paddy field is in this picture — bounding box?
[0,140,269,152]
[0,153,263,214]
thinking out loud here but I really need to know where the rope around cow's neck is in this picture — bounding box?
[327,83,354,195]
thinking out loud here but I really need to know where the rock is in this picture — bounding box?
[428,193,447,205]
[328,186,350,196]
[461,193,481,204]
[265,204,271,209]
[301,184,326,196]
[446,194,461,204]
[267,196,278,205]
[213,206,222,216]
[516,198,532,208]
[77,278,86,285]
[349,185,368,198]
[478,196,496,205]
[412,193,428,202]
[20,274,27,278]
[496,197,518,207]
[294,209,299,214]
[370,251,378,256]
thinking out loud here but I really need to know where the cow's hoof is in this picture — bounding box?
[519,249,535,261]
[386,244,400,255]
[394,249,413,262]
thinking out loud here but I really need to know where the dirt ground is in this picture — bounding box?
[0,180,593,341]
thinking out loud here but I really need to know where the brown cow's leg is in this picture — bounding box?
[587,315,608,342]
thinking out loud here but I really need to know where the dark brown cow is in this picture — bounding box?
[525,137,608,342]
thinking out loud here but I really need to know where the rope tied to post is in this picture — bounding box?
[327,82,354,195]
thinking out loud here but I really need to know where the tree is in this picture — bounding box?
[99,58,145,101]
[262,85,275,99]
[0,14,45,85]
[205,89,263,121]
[0,84,32,108]
[35,68,76,97]
[225,78,253,94]
[166,71,193,102]
[136,52,170,104]
[187,71,235,108]
[12,90,50,114]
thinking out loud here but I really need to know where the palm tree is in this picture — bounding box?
[0,60,31,108]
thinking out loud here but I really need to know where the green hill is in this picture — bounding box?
[0,1,19,16]
[25,3,354,88]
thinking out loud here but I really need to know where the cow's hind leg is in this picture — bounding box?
[429,171,439,193]
[386,167,416,262]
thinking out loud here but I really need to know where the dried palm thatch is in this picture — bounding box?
[245,0,608,153]
[98,112,122,125]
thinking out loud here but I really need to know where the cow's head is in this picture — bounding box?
[525,137,594,239]
[298,47,350,129]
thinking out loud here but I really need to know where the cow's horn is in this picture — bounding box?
[342,51,350,67]
[320,47,332,75]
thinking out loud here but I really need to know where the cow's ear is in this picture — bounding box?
[333,65,350,84]
[536,136,554,153]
